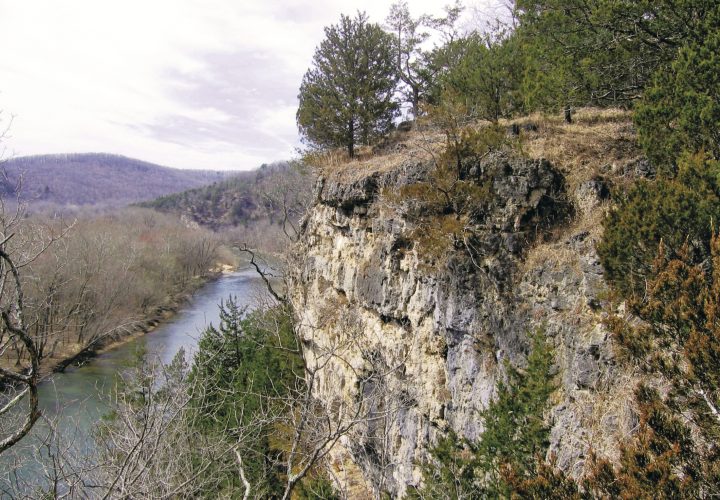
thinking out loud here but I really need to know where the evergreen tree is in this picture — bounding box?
[635,18,720,171]
[297,12,398,158]
[440,32,524,123]
[410,330,556,498]
[513,0,717,115]
[598,154,720,300]
[475,329,556,497]
[189,299,303,497]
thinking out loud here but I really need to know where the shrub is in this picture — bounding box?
[635,17,720,172]
[391,123,518,266]
[597,153,720,300]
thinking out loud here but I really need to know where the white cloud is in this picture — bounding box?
[0,0,497,170]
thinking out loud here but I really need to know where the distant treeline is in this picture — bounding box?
[2,153,231,207]
[5,207,233,373]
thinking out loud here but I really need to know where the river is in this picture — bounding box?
[1,268,263,496]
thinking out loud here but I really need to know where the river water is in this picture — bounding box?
[1,268,263,496]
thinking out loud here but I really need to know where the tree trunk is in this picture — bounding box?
[412,85,420,120]
[348,119,355,158]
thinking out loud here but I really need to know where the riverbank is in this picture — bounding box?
[2,270,266,498]
[42,266,236,378]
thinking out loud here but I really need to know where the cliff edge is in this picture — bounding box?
[289,109,645,496]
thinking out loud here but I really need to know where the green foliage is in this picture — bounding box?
[505,455,581,499]
[597,153,720,300]
[408,431,479,500]
[509,383,709,498]
[513,1,716,113]
[440,32,524,122]
[613,234,720,443]
[514,1,633,111]
[94,347,226,498]
[410,2,465,109]
[591,220,720,497]
[475,329,557,496]
[410,330,556,498]
[189,300,303,498]
[584,387,702,499]
[297,12,398,157]
[385,1,429,119]
[417,38,466,110]
[294,475,340,500]
[635,16,720,171]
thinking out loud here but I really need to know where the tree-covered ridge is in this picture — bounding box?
[139,161,313,230]
[3,153,230,208]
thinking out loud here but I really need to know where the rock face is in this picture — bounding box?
[288,153,633,497]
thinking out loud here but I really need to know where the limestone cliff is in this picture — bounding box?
[288,112,643,497]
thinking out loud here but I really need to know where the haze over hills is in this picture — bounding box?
[1,153,235,207]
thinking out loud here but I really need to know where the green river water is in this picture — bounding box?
[1,268,262,497]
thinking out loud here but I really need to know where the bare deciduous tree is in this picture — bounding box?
[0,140,71,454]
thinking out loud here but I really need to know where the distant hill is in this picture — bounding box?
[1,153,233,207]
[139,161,313,230]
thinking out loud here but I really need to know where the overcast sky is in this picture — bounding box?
[0,0,503,171]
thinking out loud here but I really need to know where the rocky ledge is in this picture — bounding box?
[289,152,633,497]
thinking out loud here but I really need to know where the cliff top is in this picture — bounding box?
[312,107,640,195]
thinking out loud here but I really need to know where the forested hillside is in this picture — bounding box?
[2,153,231,207]
[139,161,313,230]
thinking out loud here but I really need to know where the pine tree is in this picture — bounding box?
[476,329,556,497]
[188,301,302,497]
[440,32,524,123]
[297,12,398,158]
[598,154,720,300]
[635,22,720,171]
[513,0,718,114]
[409,330,556,498]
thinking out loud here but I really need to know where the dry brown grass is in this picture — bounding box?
[503,108,641,194]
[306,128,445,183]
[522,237,582,276]
[310,108,641,194]
[574,369,641,474]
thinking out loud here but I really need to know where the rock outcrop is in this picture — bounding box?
[289,150,634,497]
